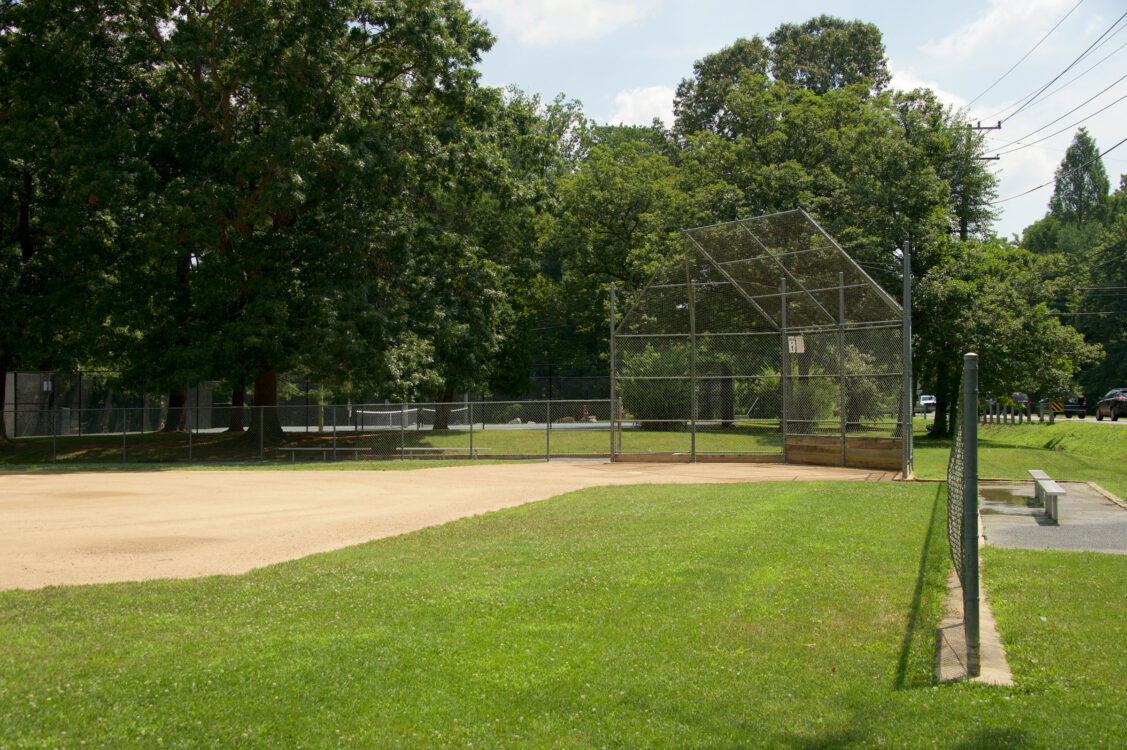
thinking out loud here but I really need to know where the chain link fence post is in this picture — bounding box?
[609,282,616,462]
[963,352,981,677]
[688,279,697,462]
[188,405,193,464]
[780,278,788,463]
[839,271,847,467]
[52,408,57,464]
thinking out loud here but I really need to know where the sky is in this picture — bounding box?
[463,0,1126,239]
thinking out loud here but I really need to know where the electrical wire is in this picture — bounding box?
[966,0,1085,108]
[984,24,1127,125]
[991,133,1127,205]
[1002,11,1127,123]
[992,80,1127,156]
[1000,33,1127,127]
[978,10,1127,124]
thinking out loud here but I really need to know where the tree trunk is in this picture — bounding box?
[226,383,246,432]
[931,358,952,436]
[0,353,11,445]
[433,388,454,431]
[162,387,187,432]
[249,370,284,443]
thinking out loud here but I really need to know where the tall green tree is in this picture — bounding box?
[112,0,493,438]
[767,15,890,95]
[1049,128,1109,225]
[0,0,143,441]
[915,237,1101,433]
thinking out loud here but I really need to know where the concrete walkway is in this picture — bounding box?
[937,479,1127,684]
[979,481,1127,554]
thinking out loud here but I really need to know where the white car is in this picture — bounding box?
[917,395,936,414]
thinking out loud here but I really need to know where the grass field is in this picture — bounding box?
[0,422,785,465]
[3,480,1126,747]
[914,419,1127,498]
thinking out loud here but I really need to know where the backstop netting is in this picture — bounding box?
[611,209,908,471]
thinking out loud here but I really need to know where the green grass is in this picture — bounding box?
[4,480,1125,747]
[0,422,786,466]
[914,419,1127,498]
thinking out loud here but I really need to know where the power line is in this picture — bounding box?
[992,79,1127,156]
[966,0,1085,108]
[982,11,1127,125]
[1003,12,1127,123]
[997,33,1127,126]
[991,133,1127,205]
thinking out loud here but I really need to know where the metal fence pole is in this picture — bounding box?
[839,271,847,467]
[188,406,193,464]
[688,279,697,462]
[546,400,551,462]
[903,242,914,477]
[122,411,127,464]
[469,402,474,459]
[780,278,789,463]
[609,282,616,463]
[963,352,981,678]
[52,409,57,464]
[400,403,405,460]
[259,407,265,461]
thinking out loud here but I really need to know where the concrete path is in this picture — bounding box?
[0,461,895,590]
[979,481,1127,554]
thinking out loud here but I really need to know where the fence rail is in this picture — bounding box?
[1,400,628,465]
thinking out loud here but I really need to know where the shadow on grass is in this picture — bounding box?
[894,483,948,690]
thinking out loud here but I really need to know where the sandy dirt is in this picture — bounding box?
[1,461,895,590]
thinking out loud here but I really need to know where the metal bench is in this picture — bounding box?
[1028,469,1065,523]
[399,447,491,459]
[279,447,370,462]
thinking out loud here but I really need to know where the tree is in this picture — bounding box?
[0,0,141,442]
[767,15,890,95]
[110,0,494,440]
[673,37,770,138]
[915,237,1101,434]
[538,140,696,371]
[1049,128,1109,225]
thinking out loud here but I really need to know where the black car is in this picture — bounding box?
[1096,388,1127,421]
[1063,395,1087,418]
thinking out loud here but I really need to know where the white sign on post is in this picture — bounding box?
[787,335,805,354]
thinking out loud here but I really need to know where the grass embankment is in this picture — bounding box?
[914,419,1127,497]
[3,481,1126,746]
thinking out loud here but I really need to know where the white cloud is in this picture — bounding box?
[466,0,661,45]
[889,68,968,110]
[608,85,675,126]
[921,0,1077,59]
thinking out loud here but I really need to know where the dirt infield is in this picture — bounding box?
[1,462,896,590]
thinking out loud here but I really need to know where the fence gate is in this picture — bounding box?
[611,209,908,472]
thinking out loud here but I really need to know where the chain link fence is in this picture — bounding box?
[0,399,621,465]
[612,209,907,470]
[945,352,980,677]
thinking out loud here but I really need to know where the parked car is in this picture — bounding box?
[1063,395,1087,418]
[1096,388,1127,421]
[916,394,936,414]
[1012,392,1030,411]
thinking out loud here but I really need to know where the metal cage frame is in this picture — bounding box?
[610,209,910,473]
